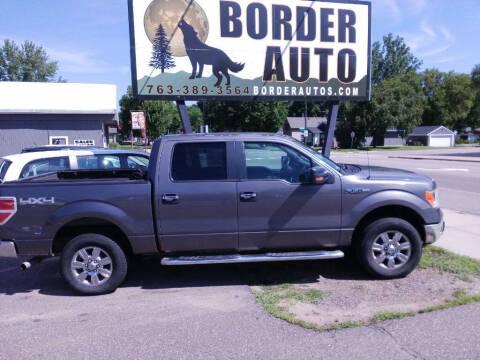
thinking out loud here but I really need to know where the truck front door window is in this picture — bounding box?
[244,142,312,183]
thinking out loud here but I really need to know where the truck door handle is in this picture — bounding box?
[162,194,179,203]
[240,192,257,201]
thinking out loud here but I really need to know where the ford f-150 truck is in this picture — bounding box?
[0,133,444,295]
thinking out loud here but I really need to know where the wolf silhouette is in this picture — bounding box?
[178,20,245,87]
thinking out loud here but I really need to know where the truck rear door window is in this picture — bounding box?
[20,157,70,179]
[171,142,227,181]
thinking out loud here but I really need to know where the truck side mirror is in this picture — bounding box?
[309,166,332,185]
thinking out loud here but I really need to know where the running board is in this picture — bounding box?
[161,250,344,266]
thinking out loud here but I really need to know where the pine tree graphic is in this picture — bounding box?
[150,24,175,73]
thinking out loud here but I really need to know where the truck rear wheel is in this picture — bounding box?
[60,234,128,295]
[356,218,422,279]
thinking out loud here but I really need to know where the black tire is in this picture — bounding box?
[355,218,422,279]
[60,233,128,295]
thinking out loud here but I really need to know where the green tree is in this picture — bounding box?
[287,101,329,117]
[471,64,480,90]
[467,64,480,130]
[422,70,475,130]
[335,102,368,148]
[0,39,59,82]
[187,105,204,132]
[337,33,423,147]
[203,101,288,132]
[119,87,180,139]
[371,33,422,86]
[365,72,424,145]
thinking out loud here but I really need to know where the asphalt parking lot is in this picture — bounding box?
[1,147,480,360]
[1,256,480,360]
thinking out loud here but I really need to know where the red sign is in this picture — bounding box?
[131,111,147,138]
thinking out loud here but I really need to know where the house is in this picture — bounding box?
[364,128,406,147]
[0,82,118,157]
[459,128,480,142]
[284,117,337,147]
[407,126,455,147]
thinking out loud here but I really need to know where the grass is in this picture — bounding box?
[255,247,480,331]
[419,246,480,277]
[109,143,151,150]
[372,311,416,323]
[372,290,480,323]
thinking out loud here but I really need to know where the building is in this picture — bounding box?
[0,82,118,157]
[407,126,455,147]
[284,117,337,147]
[364,128,406,147]
[459,128,480,143]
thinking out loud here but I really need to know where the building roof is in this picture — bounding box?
[0,82,117,115]
[409,126,454,136]
[286,117,327,130]
[307,127,321,134]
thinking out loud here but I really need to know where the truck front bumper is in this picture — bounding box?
[0,241,18,258]
[424,220,445,244]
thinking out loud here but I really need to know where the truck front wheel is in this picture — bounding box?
[60,234,128,295]
[356,218,422,279]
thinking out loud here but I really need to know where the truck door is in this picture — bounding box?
[237,141,342,251]
[156,140,238,253]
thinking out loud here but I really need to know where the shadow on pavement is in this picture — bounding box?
[0,253,373,297]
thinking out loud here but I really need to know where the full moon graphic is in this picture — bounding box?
[144,0,209,57]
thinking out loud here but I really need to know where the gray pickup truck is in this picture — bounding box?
[0,133,444,295]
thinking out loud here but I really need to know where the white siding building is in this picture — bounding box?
[0,82,118,157]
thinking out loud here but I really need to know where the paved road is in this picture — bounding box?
[1,257,479,360]
[331,148,480,215]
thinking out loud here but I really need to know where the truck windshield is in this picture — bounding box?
[293,141,345,175]
[0,159,12,182]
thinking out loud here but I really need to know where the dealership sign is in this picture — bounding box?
[128,0,371,101]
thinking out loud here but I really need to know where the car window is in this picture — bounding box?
[244,142,312,183]
[126,155,149,169]
[77,155,121,169]
[19,157,70,179]
[0,159,12,182]
[171,142,227,181]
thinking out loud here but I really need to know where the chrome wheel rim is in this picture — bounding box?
[372,231,411,270]
[71,246,113,287]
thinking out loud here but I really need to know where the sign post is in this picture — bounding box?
[128,0,371,145]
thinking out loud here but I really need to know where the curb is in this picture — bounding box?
[389,156,480,163]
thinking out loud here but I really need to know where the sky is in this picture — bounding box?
[1,0,479,103]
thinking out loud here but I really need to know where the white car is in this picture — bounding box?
[0,149,149,182]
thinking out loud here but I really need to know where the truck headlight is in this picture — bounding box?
[425,189,439,208]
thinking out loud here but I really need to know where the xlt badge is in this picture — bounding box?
[345,188,371,194]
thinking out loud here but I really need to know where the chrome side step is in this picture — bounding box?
[161,250,344,266]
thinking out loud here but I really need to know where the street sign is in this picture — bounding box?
[350,131,355,139]
[128,0,372,101]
